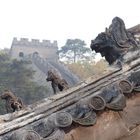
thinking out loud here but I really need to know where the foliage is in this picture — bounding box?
[58,39,95,63]
[66,59,108,80]
[0,52,48,114]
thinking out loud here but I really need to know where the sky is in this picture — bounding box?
[0,0,140,49]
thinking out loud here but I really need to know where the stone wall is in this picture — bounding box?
[29,54,80,86]
[10,37,58,61]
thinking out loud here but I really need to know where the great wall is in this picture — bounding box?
[10,37,80,94]
[10,37,58,61]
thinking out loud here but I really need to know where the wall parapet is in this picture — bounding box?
[12,37,58,48]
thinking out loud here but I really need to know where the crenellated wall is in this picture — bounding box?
[10,37,58,61]
[12,37,58,47]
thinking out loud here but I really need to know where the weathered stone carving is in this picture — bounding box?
[72,110,97,126]
[32,111,72,139]
[90,17,139,65]
[54,112,72,127]
[10,129,41,140]
[118,79,134,94]
[100,85,120,103]
[0,90,23,113]
[106,93,126,111]
[89,95,106,111]
[32,119,54,138]
[70,102,91,119]
[91,32,124,65]
[108,17,137,48]
[44,115,56,137]
[99,85,126,110]
[69,102,97,126]
[46,70,69,94]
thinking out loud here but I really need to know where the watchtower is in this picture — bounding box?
[10,37,59,61]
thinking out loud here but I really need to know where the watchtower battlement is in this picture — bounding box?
[10,37,59,61]
[12,37,58,48]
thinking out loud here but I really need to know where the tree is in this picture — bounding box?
[59,39,94,63]
[0,52,49,114]
[66,59,108,80]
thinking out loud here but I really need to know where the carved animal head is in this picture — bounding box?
[90,32,113,52]
[46,70,61,82]
[90,32,122,65]
[1,90,16,100]
[1,90,23,112]
[46,70,56,81]
[90,17,139,65]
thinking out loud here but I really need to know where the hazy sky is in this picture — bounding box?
[0,0,140,49]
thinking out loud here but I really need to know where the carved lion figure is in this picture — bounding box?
[0,90,23,113]
[90,17,138,65]
[46,70,69,94]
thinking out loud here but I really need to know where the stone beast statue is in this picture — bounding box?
[46,70,69,94]
[90,17,138,65]
[0,90,23,113]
